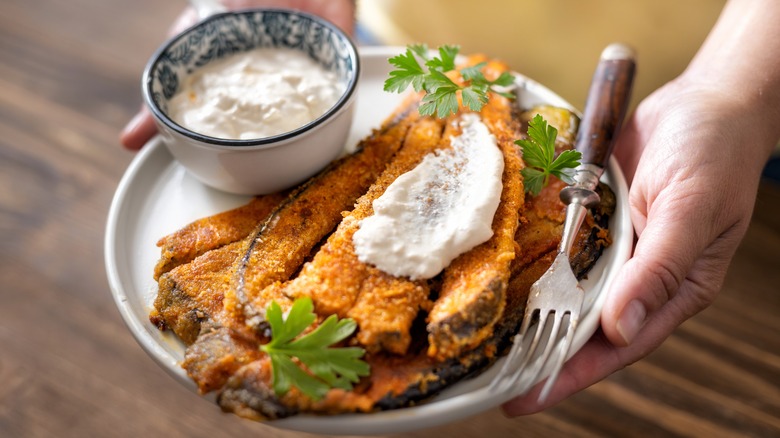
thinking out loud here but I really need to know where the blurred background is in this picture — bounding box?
[359,0,724,111]
[357,0,779,178]
[1,0,778,437]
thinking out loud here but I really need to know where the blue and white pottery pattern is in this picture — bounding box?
[148,10,355,115]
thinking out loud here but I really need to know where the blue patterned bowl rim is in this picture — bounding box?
[142,8,360,149]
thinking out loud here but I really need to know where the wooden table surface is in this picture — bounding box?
[1,1,778,436]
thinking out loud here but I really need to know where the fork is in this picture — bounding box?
[489,43,636,402]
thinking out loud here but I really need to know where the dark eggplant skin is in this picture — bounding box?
[152,241,242,346]
[218,360,299,420]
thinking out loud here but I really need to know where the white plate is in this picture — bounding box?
[105,46,632,435]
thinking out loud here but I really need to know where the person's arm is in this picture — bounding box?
[119,0,355,150]
[505,0,780,414]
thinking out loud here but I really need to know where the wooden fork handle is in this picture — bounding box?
[575,43,636,169]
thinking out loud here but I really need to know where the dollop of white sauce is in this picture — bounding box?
[167,48,345,140]
[353,113,504,280]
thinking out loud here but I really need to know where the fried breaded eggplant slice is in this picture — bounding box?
[262,116,447,355]
[153,192,289,280]
[426,58,525,361]
[215,183,616,421]
[228,109,419,326]
[151,241,244,345]
[182,323,265,394]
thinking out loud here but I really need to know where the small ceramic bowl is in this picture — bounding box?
[142,8,359,195]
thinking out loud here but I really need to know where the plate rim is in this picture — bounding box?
[104,45,633,435]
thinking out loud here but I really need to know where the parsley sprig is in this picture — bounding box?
[261,297,370,400]
[384,44,515,118]
[517,114,582,195]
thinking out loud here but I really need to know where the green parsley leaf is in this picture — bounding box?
[408,43,430,60]
[385,48,426,93]
[517,114,582,195]
[385,44,516,117]
[459,62,488,82]
[425,45,458,72]
[260,297,370,400]
[491,71,516,87]
[461,82,490,113]
[548,149,582,183]
[419,69,461,117]
[520,167,547,197]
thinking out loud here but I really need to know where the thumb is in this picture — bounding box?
[601,190,708,347]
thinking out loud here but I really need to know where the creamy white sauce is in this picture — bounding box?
[352,113,504,280]
[167,48,345,140]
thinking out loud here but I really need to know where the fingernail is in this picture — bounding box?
[617,300,646,345]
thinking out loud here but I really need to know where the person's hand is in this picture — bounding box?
[503,68,779,414]
[119,0,355,150]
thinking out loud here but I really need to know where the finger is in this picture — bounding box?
[501,290,692,417]
[120,106,158,150]
[600,188,712,347]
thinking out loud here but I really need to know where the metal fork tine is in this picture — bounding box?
[537,313,578,402]
[519,311,564,391]
[509,310,535,360]
[489,308,536,391]
[525,310,549,361]
[513,310,550,380]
